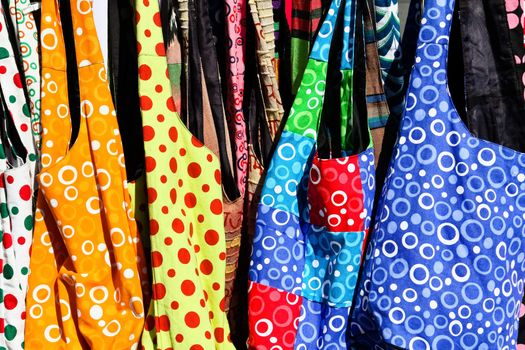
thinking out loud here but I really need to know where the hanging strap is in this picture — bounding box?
[107,0,145,181]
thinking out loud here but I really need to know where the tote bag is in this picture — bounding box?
[351,0,525,349]
[247,0,378,346]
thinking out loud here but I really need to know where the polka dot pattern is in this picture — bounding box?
[248,281,302,349]
[249,0,376,347]
[25,1,149,348]
[351,1,525,349]
[134,0,233,348]
[0,4,37,348]
[12,0,42,152]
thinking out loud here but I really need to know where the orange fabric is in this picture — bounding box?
[25,0,148,348]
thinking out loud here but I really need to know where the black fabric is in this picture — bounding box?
[195,0,240,200]
[458,0,525,152]
[349,0,370,155]
[316,0,344,159]
[186,0,204,140]
[108,0,145,181]
[59,0,81,150]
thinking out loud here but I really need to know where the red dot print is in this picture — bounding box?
[153,12,162,26]
[188,162,202,178]
[3,233,12,249]
[167,269,175,277]
[157,114,165,122]
[178,179,184,187]
[153,283,166,299]
[21,124,28,132]
[6,176,13,184]
[17,237,25,245]
[160,175,167,183]
[19,185,31,201]
[200,259,213,275]
[220,297,226,312]
[210,199,222,215]
[143,125,155,141]
[179,148,186,156]
[200,299,206,307]
[151,251,163,267]
[155,43,165,56]
[155,84,163,93]
[13,73,22,88]
[212,283,220,291]
[207,154,213,162]
[136,42,142,54]
[145,156,156,172]
[214,328,225,343]
[181,280,196,296]
[158,315,170,331]
[184,312,200,328]
[178,248,191,264]
[4,294,17,310]
[145,315,155,331]
[172,218,184,233]
[140,96,153,110]
[205,331,211,339]
[164,237,173,245]
[191,136,203,148]
[169,127,178,142]
[184,193,197,208]
[147,188,158,203]
[0,66,6,74]
[150,220,159,235]
[159,144,167,152]
[167,97,176,112]
[202,184,209,192]
[161,206,169,214]
[170,189,177,204]
[219,252,226,260]
[194,245,201,253]
[144,29,151,37]
[169,157,177,173]
[171,301,179,310]
[214,169,221,185]
[138,65,152,80]
[205,230,219,245]
[197,215,204,223]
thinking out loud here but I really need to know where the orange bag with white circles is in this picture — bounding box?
[24,0,149,348]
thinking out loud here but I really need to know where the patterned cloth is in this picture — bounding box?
[25,0,149,348]
[351,0,525,349]
[0,4,35,348]
[135,0,234,348]
[248,0,377,346]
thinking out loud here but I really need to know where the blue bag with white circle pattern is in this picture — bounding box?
[349,0,525,349]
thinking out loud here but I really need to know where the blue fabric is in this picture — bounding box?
[351,0,525,349]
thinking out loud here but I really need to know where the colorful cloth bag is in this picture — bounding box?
[25,0,148,348]
[351,0,525,348]
[134,0,234,348]
[248,0,377,346]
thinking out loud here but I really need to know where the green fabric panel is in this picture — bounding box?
[340,69,353,150]
[284,59,328,139]
[291,37,310,95]
[167,63,182,89]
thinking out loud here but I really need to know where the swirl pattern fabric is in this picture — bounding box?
[350,0,525,349]
[248,0,376,347]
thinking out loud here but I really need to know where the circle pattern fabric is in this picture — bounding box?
[351,1,525,349]
[25,1,149,348]
[248,0,377,347]
[134,0,234,349]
